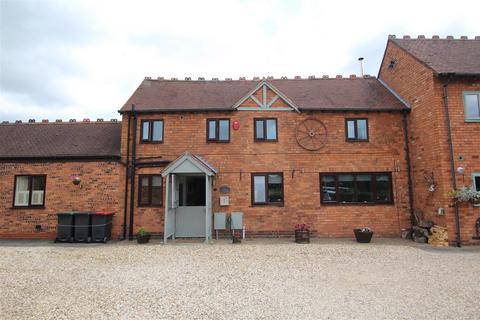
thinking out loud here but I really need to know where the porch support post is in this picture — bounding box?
[205,175,209,244]
[164,174,170,244]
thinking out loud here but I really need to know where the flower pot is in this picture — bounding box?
[232,236,242,244]
[295,230,310,244]
[137,234,151,244]
[353,229,373,243]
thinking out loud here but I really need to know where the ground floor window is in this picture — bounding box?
[13,175,46,207]
[473,173,480,192]
[320,172,393,204]
[138,175,163,206]
[251,173,284,205]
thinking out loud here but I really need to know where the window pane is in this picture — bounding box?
[142,122,150,140]
[255,120,264,139]
[356,174,373,202]
[140,177,150,204]
[321,175,337,202]
[253,176,266,203]
[31,176,45,205]
[14,176,29,206]
[152,121,163,141]
[338,174,355,202]
[376,175,392,202]
[266,119,277,140]
[219,120,229,141]
[151,176,162,205]
[347,120,356,139]
[474,176,480,192]
[357,120,368,140]
[465,94,480,119]
[208,120,216,139]
[268,174,283,203]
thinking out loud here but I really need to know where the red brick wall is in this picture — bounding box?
[121,109,412,237]
[444,78,480,243]
[0,161,122,239]
[379,40,480,244]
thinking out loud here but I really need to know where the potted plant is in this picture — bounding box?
[451,187,480,206]
[232,230,242,244]
[294,224,310,243]
[136,227,151,244]
[353,227,373,243]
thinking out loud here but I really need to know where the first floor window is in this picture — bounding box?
[13,175,46,207]
[252,173,283,205]
[464,92,480,121]
[346,118,368,141]
[139,175,163,206]
[320,172,392,204]
[141,120,164,142]
[207,119,230,142]
[254,118,277,141]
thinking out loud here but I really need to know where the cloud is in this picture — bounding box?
[0,0,479,121]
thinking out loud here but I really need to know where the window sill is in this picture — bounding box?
[346,139,369,142]
[206,140,230,143]
[140,141,164,144]
[254,140,278,143]
[10,206,46,210]
[251,203,284,207]
[321,202,394,206]
[465,119,480,123]
[138,205,163,208]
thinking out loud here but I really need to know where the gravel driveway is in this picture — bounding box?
[1,238,479,320]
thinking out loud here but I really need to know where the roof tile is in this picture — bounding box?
[392,37,480,75]
[0,122,121,159]
[121,78,406,112]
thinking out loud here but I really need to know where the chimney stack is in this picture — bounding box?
[358,57,364,77]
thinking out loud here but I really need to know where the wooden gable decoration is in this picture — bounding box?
[232,80,299,112]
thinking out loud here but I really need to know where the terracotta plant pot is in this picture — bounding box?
[353,229,373,243]
[295,229,310,244]
[137,234,151,244]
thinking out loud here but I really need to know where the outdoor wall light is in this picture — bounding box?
[457,167,465,175]
[72,176,81,186]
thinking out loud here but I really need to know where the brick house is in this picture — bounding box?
[0,120,122,239]
[119,77,412,241]
[1,35,477,244]
[378,35,480,245]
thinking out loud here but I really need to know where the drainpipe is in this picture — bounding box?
[121,111,131,240]
[128,104,137,240]
[442,75,461,247]
[402,111,415,226]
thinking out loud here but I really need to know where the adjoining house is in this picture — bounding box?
[0,120,122,239]
[0,35,478,245]
[378,35,480,245]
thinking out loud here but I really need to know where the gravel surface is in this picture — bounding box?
[1,238,479,320]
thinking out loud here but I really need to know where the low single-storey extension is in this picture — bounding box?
[0,120,122,239]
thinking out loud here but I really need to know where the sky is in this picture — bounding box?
[0,0,479,121]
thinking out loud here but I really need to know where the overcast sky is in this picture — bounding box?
[0,0,479,121]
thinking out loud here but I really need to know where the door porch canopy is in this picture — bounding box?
[161,152,217,243]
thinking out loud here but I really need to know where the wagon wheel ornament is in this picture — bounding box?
[295,118,327,151]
